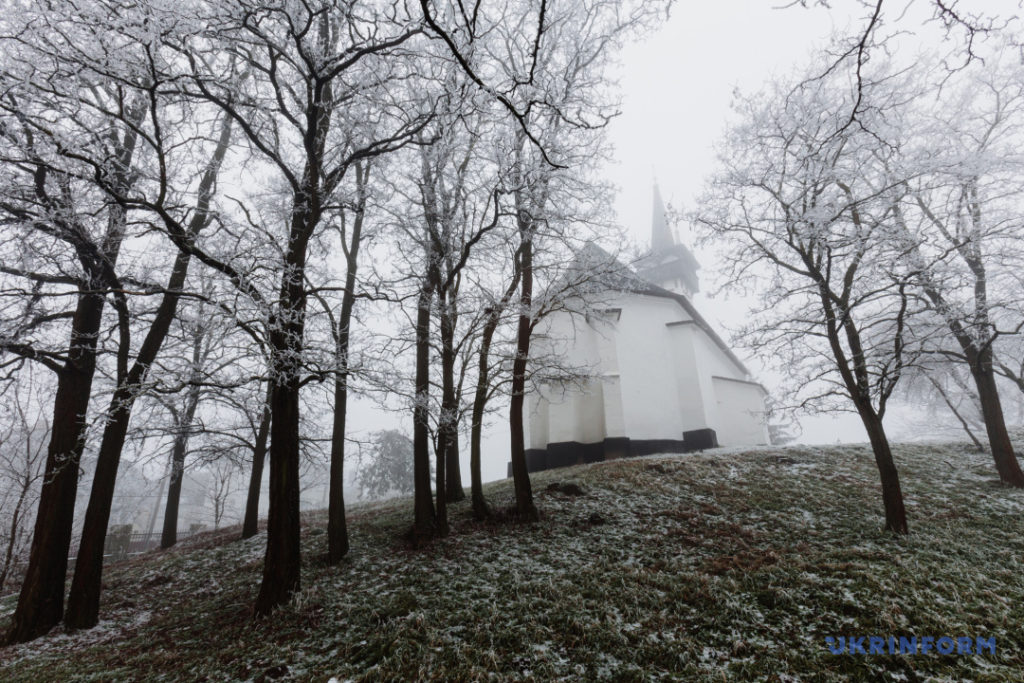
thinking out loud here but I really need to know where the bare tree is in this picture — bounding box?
[202,457,242,530]
[64,113,233,630]
[165,0,432,616]
[696,56,924,533]
[498,0,665,520]
[0,379,47,591]
[0,4,149,639]
[399,97,505,540]
[886,54,1024,485]
[900,361,987,450]
[324,161,371,564]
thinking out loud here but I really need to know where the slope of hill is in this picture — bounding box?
[2,442,1023,681]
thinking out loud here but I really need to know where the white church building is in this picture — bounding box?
[521,186,769,473]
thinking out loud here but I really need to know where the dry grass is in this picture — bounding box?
[1,440,1023,681]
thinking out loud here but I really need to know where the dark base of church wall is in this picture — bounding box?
[509,428,719,477]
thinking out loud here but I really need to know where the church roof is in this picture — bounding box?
[565,242,753,379]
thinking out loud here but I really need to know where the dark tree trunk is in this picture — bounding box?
[509,226,537,521]
[5,292,106,643]
[857,406,908,534]
[65,391,134,628]
[5,103,147,643]
[470,317,499,520]
[444,431,462,503]
[327,162,367,565]
[412,281,438,544]
[435,422,448,536]
[925,288,1024,485]
[470,271,521,520]
[241,383,272,540]
[438,292,464,504]
[253,211,312,616]
[158,377,203,552]
[160,434,187,549]
[327,366,350,563]
[971,351,1024,486]
[254,367,303,616]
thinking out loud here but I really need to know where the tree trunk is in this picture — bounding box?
[444,431,463,503]
[253,368,303,616]
[439,292,464,504]
[144,459,170,538]
[412,281,438,544]
[241,383,272,540]
[159,367,205,554]
[971,351,1024,486]
[470,269,521,520]
[327,163,367,564]
[857,406,908,534]
[5,292,106,643]
[253,216,311,616]
[160,434,187,549]
[435,429,448,536]
[64,388,135,628]
[327,364,350,562]
[509,226,537,521]
[470,316,499,520]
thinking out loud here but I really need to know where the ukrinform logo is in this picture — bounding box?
[826,636,996,655]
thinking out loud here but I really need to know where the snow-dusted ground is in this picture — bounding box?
[2,440,1022,681]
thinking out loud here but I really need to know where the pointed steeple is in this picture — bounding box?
[651,182,674,252]
[637,181,701,296]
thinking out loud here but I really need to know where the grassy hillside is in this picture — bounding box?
[2,442,1023,681]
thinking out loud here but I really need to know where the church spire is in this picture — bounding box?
[637,181,701,296]
[651,182,674,252]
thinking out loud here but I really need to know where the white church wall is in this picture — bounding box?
[614,295,688,440]
[601,374,626,438]
[692,323,747,380]
[591,306,625,438]
[711,376,770,446]
[574,378,607,442]
[530,307,610,445]
[690,326,768,445]
[666,323,712,432]
[526,286,769,452]
[527,392,550,450]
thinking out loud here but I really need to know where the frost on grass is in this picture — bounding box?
[2,441,1023,681]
